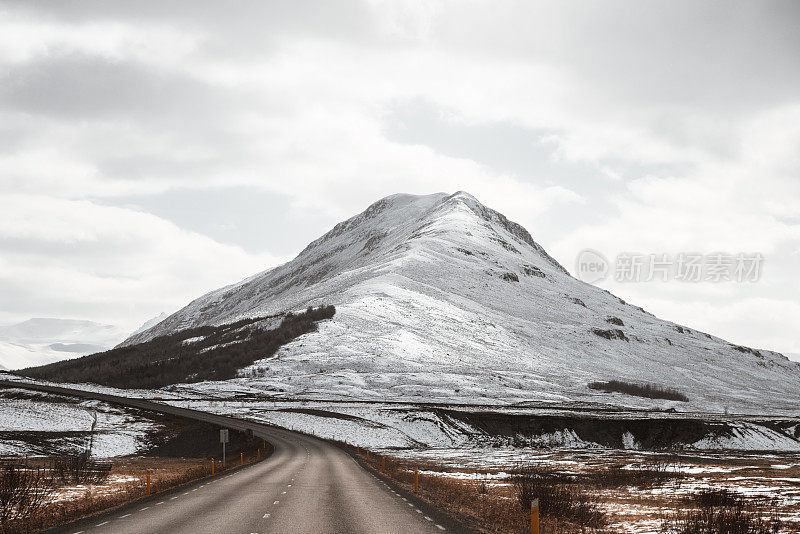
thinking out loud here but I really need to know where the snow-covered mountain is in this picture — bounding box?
[124,192,800,413]
[128,312,169,339]
[0,318,126,370]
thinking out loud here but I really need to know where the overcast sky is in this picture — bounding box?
[1,1,799,357]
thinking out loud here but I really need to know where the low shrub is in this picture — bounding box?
[661,489,782,534]
[590,461,683,489]
[0,464,54,524]
[52,455,111,485]
[587,380,689,402]
[511,466,606,528]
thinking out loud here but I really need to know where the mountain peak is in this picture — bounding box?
[125,191,567,342]
[119,191,800,413]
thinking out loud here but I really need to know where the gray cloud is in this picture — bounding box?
[0,0,798,357]
[1,54,223,121]
[437,1,800,111]
[100,187,335,255]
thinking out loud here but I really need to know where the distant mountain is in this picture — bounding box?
[127,312,169,340]
[0,318,125,369]
[120,191,800,413]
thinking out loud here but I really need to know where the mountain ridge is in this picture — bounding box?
[120,191,799,413]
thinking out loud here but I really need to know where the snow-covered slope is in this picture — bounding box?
[0,318,125,370]
[124,192,800,413]
[128,312,169,339]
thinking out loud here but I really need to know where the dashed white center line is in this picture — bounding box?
[140,507,150,511]
[72,531,84,534]
[96,521,108,526]
[273,500,280,505]
[436,525,446,531]
[156,501,165,505]
[170,496,178,500]
[407,503,413,507]
[120,513,131,518]
[183,492,189,495]
[263,513,271,519]
[425,516,433,521]
[192,488,198,492]
[415,509,422,514]
[287,484,291,487]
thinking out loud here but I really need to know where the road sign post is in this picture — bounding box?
[531,498,539,534]
[220,429,229,467]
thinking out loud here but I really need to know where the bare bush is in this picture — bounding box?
[0,464,54,523]
[511,466,606,528]
[591,461,683,489]
[52,455,111,485]
[661,489,782,534]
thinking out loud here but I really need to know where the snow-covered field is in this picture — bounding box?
[5,373,800,453]
[0,388,160,457]
[382,447,800,533]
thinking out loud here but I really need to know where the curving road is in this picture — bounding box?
[0,381,462,534]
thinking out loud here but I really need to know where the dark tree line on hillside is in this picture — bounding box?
[587,379,689,402]
[22,305,335,389]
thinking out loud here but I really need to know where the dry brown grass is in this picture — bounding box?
[345,447,800,534]
[0,446,267,534]
[345,445,612,534]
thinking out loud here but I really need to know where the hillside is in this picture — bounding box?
[119,192,800,413]
[22,306,335,389]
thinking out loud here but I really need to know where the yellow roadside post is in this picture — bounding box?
[211,458,215,475]
[357,445,360,456]
[257,448,261,459]
[146,471,151,495]
[240,452,243,466]
[531,498,539,534]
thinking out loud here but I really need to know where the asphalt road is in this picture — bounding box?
[0,381,462,534]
